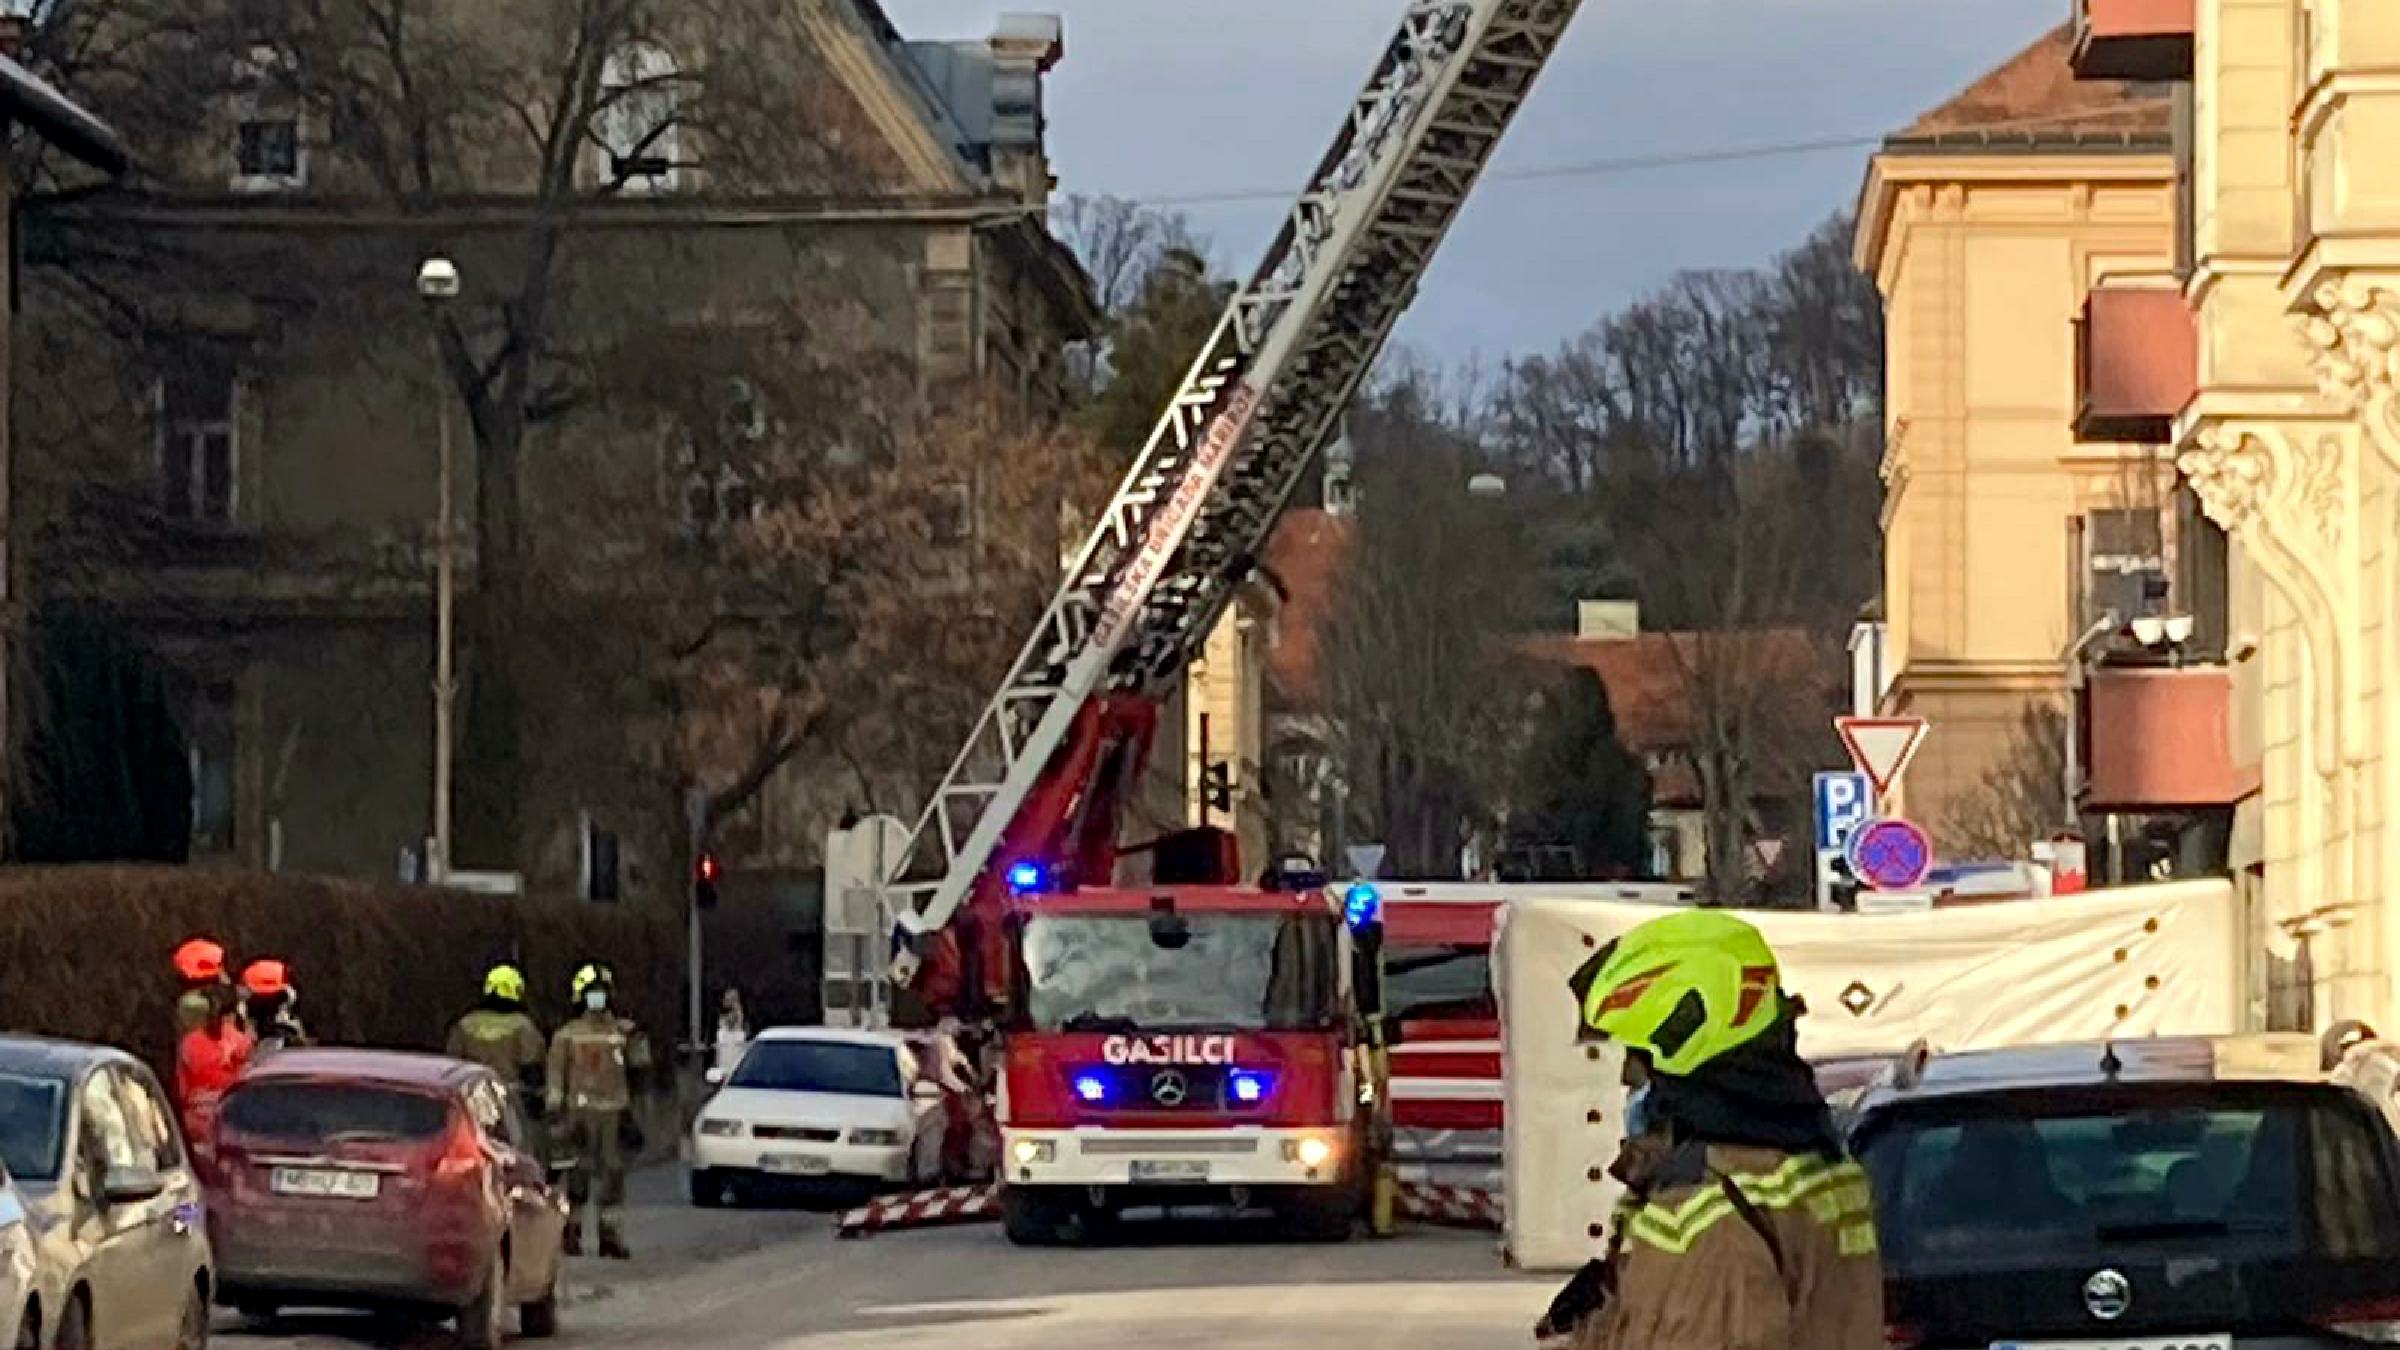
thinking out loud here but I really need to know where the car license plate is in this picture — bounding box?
[761,1154,830,1176]
[1994,1339,2231,1350]
[269,1167,379,1200]
[1129,1160,1210,1184]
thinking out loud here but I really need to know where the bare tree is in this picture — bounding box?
[1941,700,2069,859]
[1315,373,1534,878]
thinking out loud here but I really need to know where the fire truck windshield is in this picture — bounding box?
[1020,913,1339,1032]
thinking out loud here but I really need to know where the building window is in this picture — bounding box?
[929,481,973,545]
[237,119,299,180]
[596,42,685,193]
[2084,507,2167,626]
[186,680,238,856]
[229,43,305,191]
[159,361,239,524]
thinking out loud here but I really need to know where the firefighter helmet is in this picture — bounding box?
[240,959,290,997]
[1568,910,1785,1077]
[174,938,227,983]
[484,964,526,1003]
[571,963,613,1000]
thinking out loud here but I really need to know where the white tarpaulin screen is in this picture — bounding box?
[1493,879,2238,1270]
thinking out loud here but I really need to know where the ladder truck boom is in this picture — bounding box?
[888,0,1585,996]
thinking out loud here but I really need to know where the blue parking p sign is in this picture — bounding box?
[1814,771,1872,853]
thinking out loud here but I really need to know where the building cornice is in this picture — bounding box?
[1854,148,2174,282]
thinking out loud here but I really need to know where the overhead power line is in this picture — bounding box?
[1061,109,2163,213]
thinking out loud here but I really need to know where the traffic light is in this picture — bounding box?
[694,851,722,910]
[1203,762,1235,814]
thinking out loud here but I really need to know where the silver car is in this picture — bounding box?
[0,1038,213,1349]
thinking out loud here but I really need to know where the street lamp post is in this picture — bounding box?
[417,257,461,883]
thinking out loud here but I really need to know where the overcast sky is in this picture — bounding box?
[880,0,2061,365]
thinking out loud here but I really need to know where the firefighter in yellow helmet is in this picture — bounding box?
[1538,911,1882,1350]
[449,964,547,1103]
[547,963,651,1259]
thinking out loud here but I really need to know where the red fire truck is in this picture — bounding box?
[992,870,1373,1242]
[873,0,1588,1247]
[1377,882,1694,1185]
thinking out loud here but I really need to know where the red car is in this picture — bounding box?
[203,1048,566,1347]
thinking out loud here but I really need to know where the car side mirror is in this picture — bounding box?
[703,1067,726,1087]
[910,1079,943,1103]
[101,1165,166,1206]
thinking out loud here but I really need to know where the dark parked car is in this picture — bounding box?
[205,1049,565,1348]
[0,1037,213,1350]
[1853,1033,2400,1349]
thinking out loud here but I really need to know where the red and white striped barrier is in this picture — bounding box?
[835,1184,1000,1238]
[1397,1180,1504,1231]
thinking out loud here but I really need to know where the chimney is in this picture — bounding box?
[1577,599,1639,642]
[985,14,1063,207]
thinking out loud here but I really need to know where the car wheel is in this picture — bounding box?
[689,1168,728,1208]
[1000,1188,1070,1247]
[517,1268,560,1341]
[455,1249,507,1350]
[51,1293,88,1350]
[173,1283,209,1350]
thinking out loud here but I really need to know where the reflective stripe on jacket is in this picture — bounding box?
[1574,1142,1882,1350]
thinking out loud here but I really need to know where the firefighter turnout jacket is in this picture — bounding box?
[546,1010,651,1114]
[1572,1141,1882,1350]
[450,1006,547,1085]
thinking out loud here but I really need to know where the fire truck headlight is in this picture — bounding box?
[1284,1136,1335,1169]
[1012,1138,1057,1166]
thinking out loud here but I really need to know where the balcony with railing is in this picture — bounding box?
[2075,278,2196,444]
[2071,0,2194,81]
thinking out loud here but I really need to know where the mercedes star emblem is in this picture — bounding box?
[2082,1268,2131,1321]
[1150,1069,1189,1107]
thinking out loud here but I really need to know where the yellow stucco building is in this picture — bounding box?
[1855,30,2183,840]
[1865,0,2400,1031]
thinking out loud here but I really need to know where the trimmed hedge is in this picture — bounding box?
[0,866,679,1079]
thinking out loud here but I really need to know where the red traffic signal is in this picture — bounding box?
[694,852,722,909]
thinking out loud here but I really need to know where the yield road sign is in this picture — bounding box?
[1837,717,1928,797]
[1847,817,1934,892]
[1345,844,1388,879]
[1813,772,1872,854]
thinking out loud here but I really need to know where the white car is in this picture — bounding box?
[0,1163,35,1350]
[688,1028,945,1206]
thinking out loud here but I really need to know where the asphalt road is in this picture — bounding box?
[217,1168,1550,1349]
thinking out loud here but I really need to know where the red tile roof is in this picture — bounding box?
[1892,24,2171,148]
[1263,509,1348,705]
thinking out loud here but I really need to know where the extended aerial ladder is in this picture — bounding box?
[881,0,1588,1015]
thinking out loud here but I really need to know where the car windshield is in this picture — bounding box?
[218,1082,451,1142]
[1859,1086,2400,1277]
[731,1041,902,1097]
[0,1073,67,1181]
[1020,913,1339,1032]
[1383,943,1494,1024]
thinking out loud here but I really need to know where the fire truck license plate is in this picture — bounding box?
[1130,1160,1210,1184]
[1993,1339,2230,1350]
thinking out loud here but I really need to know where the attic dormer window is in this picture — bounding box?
[229,42,305,192]
[595,42,686,194]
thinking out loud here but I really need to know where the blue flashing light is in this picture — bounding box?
[1007,861,1048,895]
[1343,881,1381,929]
[1229,1070,1270,1105]
[1072,1073,1109,1104]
